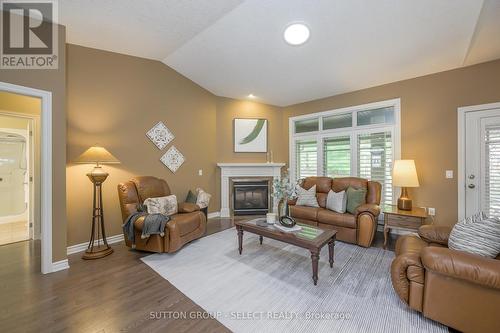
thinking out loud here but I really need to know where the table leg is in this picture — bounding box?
[237,226,243,255]
[310,250,319,285]
[383,215,389,250]
[259,235,263,245]
[328,238,335,268]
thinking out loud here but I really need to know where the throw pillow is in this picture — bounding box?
[346,186,367,214]
[185,190,197,204]
[144,195,178,216]
[449,213,500,258]
[195,188,211,209]
[326,190,347,213]
[295,184,319,207]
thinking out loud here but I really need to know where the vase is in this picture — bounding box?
[277,198,287,218]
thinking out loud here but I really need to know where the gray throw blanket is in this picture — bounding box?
[122,210,170,246]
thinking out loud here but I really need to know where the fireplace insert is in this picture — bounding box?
[232,180,270,215]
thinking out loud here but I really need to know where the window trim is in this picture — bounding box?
[289,98,401,204]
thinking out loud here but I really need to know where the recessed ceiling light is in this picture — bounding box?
[284,23,310,46]
[248,94,256,99]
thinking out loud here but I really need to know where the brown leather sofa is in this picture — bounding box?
[288,177,381,247]
[117,176,206,253]
[391,225,500,333]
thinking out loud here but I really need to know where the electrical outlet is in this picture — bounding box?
[198,169,203,176]
[428,207,436,216]
[445,170,453,179]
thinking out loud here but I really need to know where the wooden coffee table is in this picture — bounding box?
[235,218,336,285]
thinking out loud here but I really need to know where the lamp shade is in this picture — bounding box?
[392,160,419,187]
[75,146,120,164]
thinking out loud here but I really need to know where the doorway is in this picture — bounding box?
[0,82,53,274]
[0,116,35,245]
[458,102,500,220]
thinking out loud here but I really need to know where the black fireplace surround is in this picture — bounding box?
[232,179,270,215]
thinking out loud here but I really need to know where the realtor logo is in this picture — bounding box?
[1,0,58,69]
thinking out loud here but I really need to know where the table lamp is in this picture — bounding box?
[392,160,419,210]
[75,145,120,259]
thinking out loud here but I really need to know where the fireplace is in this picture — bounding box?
[231,179,270,215]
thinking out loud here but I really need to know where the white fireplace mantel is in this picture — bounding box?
[217,163,286,217]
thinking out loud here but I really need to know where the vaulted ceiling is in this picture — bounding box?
[60,0,500,106]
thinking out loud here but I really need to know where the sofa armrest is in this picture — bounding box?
[178,202,200,213]
[287,198,297,206]
[422,247,500,290]
[418,225,452,245]
[391,252,423,303]
[354,203,380,217]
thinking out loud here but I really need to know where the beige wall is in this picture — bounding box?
[66,44,218,246]
[0,114,30,129]
[214,97,286,210]
[0,27,67,262]
[283,59,500,226]
[0,91,41,115]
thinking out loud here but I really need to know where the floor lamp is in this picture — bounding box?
[75,146,120,259]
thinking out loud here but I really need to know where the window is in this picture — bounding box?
[357,107,394,126]
[295,139,317,179]
[295,118,319,133]
[290,99,400,208]
[358,131,393,206]
[323,113,352,130]
[324,136,351,177]
[485,125,500,217]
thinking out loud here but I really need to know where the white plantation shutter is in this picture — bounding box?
[485,125,500,217]
[358,131,393,206]
[324,136,351,177]
[296,140,317,179]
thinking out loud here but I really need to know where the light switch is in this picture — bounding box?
[198,169,203,176]
[445,170,453,179]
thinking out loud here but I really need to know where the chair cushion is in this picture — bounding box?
[144,195,178,216]
[317,209,356,228]
[346,186,367,214]
[326,189,347,213]
[295,184,319,207]
[449,215,500,258]
[290,205,320,221]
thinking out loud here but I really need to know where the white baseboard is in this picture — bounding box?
[67,234,124,255]
[51,259,69,272]
[207,211,221,219]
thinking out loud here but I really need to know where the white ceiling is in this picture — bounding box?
[60,0,500,106]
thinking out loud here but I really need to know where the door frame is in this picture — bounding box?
[457,102,500,220]
[0,81,54,274]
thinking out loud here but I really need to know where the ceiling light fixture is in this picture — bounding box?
[248,94,256,99]
[284,23,310,46]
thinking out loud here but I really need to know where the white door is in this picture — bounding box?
[464,108,500,218]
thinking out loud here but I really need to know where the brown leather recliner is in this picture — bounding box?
[117,176,206,253]
[288,177,381,247]
[391,225,500,333]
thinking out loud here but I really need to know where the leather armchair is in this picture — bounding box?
[391,225,500,333]
[288,177,381,247]
[117,176,206,253]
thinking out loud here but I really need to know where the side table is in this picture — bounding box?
[383,204,428,249]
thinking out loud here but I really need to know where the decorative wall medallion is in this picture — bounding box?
[146,121,174,150]
[161,146,185,173]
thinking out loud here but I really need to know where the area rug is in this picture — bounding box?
[141,227,446,333]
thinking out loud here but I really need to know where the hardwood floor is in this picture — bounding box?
[0,217,399,333]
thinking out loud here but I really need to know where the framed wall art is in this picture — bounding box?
[233,118,268,153]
